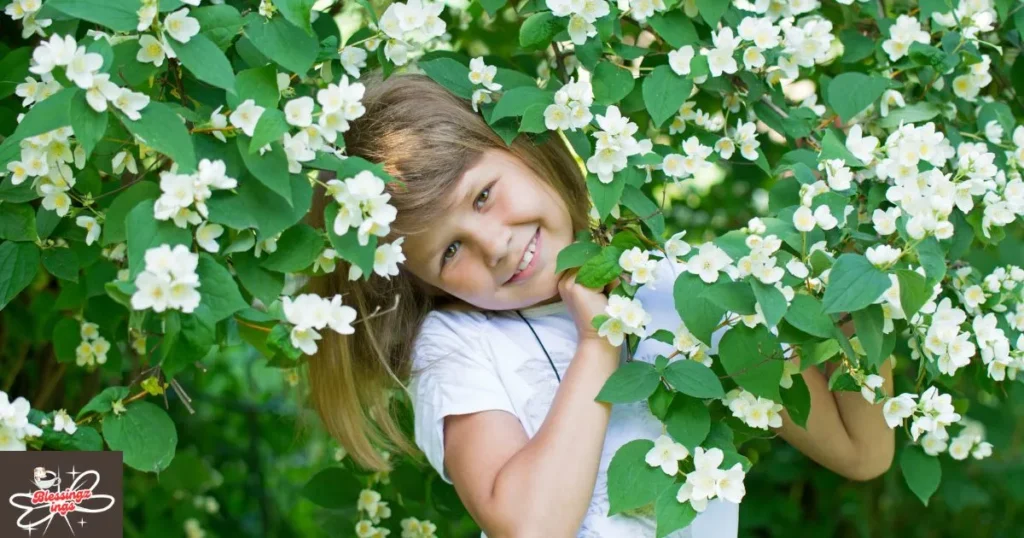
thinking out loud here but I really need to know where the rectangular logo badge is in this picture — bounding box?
[0,451,123,537]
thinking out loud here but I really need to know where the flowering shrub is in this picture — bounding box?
[2,0,1024,535]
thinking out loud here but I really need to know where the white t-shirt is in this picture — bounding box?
[408,257,740,537]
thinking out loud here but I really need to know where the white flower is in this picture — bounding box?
[52,409,77,435]
[30,34,77,75]
[65,46,104,90]
[785,258,809,279]
[137,34,167,66]
[860,374,885,403]
[131,271,172,312]
[645,434,690,476]
[284,96,315,128]
[845,124,878,164]
[872,207,900,235]
[882,393,918,428]
[813,205,838,230]
[340,46,368,78]
[230,99,265,137]
[468,56,501,91]
[314,249,337,273]
[112,150,138,175]
[668,46,695,76]
[196,222,223,253]
[793,205,816,232]
[865,245,901,268]
[686,243,732,284]
[164,8,200,44]
[715,463,746,504]
[680,447,725,509]
[598,316,626,346]
[41,191,72,217]
[75,215,101,245]
[705,27,740,77]
[110,88,150,121]
[137,2,158,31]
[290,326,322,355]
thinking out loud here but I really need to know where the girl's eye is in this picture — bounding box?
[441,185,493,269]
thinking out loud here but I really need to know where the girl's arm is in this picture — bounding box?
[442,336,622,538]
[773,321,895,481]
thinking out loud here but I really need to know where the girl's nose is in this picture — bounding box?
[474,222,511,268]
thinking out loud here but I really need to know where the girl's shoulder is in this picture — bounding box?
[411,306,493,372]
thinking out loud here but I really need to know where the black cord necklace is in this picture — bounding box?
[514,309,562,383]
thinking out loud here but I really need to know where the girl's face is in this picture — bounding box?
[402,148,574,311]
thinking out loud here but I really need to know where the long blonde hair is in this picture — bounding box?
[305,70,591,472]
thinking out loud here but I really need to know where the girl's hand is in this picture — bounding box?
[558,269,624,345]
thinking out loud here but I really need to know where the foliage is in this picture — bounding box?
[2,0,1024,536]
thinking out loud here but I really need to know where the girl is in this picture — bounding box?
[306,70,895,537]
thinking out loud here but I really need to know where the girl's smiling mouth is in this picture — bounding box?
[506,227,541,284]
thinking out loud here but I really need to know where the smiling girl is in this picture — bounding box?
[306,71,895,537]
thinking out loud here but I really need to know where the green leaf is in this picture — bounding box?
[243,13,319,74]
[896,269,930,320]
[0,241,40,310]
[607,439,677,515]
[781,374,811,429]
[117,101,197,173]
[0,47,31,100]
[575,245,624,288]
[228,64,280,109]
[915,237,946,284]
[207,173,311,241]
[621,185,666,238]
[46,0,140,32]
[237,137,293,205]
[800,339,840,368]
[195,254,248,322]
[587,174,625,220]
[825,73,890,123]
[418,57,474,100]
[249,109,290,153]
[655,486,698,538]
[491,86,553,124]
[260,224,323,273]
[901,445,941,506]
[77,386,131,419]
[784,294,835,338]
[101,182,161,246]
[555,241,602,272]
[52,317,80,363]
[596,361,662,403]
[0,203,37,242]
[878,102,942,129]
[703,281,756,315]
[69,92,108,159]
[696,0,729,25]
[302,466,363,509]
[102,401,178,472]
[325,203,376,278]
[160,310,216,377]
[643,66,691,128]
[647,11,698,48]
[853,304,886,369]
[277,0,316,34]
[233,251,284,306]
[718,325,784,402]
[479,0,508,16]
[7,86,76,146]
[673,273,726,345]
[592,61,635,105]
[192,4,245,50]
[564,128,593,160]
[43,424,103,451]
[819,129,864,167]
[664,394,710,450]
[840,28,875,64]
[169,33,237,93]
[125,201,192,279]
[42,248,80,282]
[751,280,788,329]
[519,11,566,50]
[820,254,891,314]
[662,360,725,399]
